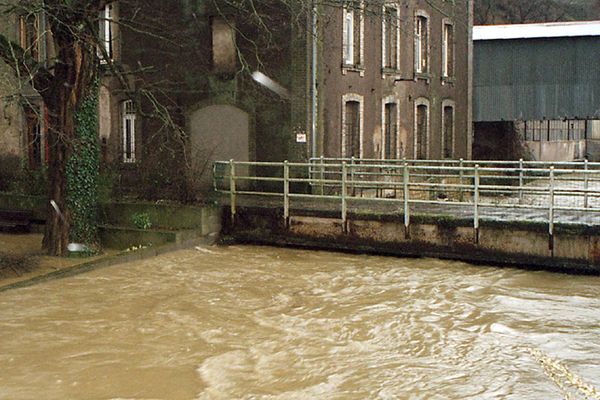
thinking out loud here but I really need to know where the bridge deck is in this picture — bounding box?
[222,194,600,227]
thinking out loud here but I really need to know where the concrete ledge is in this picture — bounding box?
[98,225,179,250]
[99,202,220,230]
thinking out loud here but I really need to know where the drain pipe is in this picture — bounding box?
[310,1,318,159]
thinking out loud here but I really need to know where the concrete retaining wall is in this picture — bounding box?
[0,193,222,250]
[224,207,600,274]
[524,139,586,161]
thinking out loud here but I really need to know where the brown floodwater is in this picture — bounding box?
[0,245,599,399]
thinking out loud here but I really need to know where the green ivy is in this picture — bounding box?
[67,83,100,247]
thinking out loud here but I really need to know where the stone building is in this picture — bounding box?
[0,8,50,169]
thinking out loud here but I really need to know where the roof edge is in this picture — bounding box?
[474,20,600,41]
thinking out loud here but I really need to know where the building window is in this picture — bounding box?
[382,5,399,70]
[122,100,136,163]
[99,3,114,62]
[442,22,454,79]
[211,17,237,74]
[415,99,429,159]
[342,0,363,68]
[523,120,586,142]
[415,13,429,74]
[342,94,363,158]
[24,105,43,169]
[383,101,398,159]
[19,13,39,60]
[442,102,455,158]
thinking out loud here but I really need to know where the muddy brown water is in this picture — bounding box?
[0,245,599,399]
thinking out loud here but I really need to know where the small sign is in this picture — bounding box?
[296,133,307,143]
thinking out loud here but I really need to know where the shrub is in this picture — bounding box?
[0,154,22,192]
[0,153,47,195]
[131,212,152,230]
[0,251,36,278]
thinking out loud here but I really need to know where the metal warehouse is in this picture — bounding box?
[473,21,600,161]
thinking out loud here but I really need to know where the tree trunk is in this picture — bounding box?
[41,38,96,256]
[42,109,73,256]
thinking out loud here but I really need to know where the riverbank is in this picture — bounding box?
[0,234,118,287]
[0,233,216,292]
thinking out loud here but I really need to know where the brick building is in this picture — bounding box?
[313,0,473,161]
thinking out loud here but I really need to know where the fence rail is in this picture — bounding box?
[213,158,600,243]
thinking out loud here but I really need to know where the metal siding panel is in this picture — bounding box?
[474,37,600,121]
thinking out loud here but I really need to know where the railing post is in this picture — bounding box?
[518,158,524,204]
[341,161,348,233]
[584,158,589,209]
[350,156,356,196]
[212,162,218,193]
[283,160,290,229]
[474,164,480,244]
[319,156,325,195]
[403,162,410,238]
[459,158,465,202]
[229,159,236,225]
[549,166,555,252]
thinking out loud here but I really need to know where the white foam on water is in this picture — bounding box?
[195,350,256,400]
[490,322,519,336]
[261,373,349,400]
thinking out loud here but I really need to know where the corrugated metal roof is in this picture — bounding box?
[474,21,600,41]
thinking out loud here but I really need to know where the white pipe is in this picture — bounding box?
[311,2,318,159]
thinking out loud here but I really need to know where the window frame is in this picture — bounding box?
[23,103,45,169]
[381,96,400,159]
[19,12,40,61]
[341,93,364,158]
[342,0,365,76]
[414,10,430,78]
[441,100,456,159]
[381,3,400,74]
[99,2,114,63]
[442,19,455,81]
[414,98,430,159]
[122,100,136,163]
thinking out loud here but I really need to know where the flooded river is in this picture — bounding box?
[1,245,599,399]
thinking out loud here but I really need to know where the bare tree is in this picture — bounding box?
[0,0,107,255]
[474,0,592,24]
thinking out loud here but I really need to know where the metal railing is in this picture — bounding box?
[213,158,600,245]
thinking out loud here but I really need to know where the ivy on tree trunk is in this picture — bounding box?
[67,83,100,248]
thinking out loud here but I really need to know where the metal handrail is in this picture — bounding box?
[213,159,600,247]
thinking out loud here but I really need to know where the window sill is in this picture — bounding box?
[121,160,138,167]
[414,72,431,83]
[342,64,365,77]
[99,60,119,74]
[381,68,401,79]
[99,58,114,66]
[442,76,455,85]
